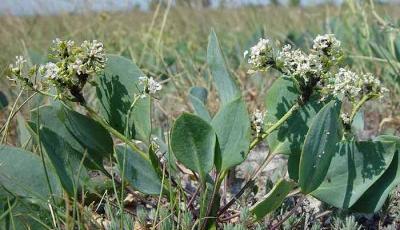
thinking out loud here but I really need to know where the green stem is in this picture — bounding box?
[200,172,223,230]
[349,94,371,125]
[82,104,148,160]
[249,102,300,150]
[218,102,300,216]
[0,92,37,135]
[1,88,25,144]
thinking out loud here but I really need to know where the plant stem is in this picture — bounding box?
[270,196,304,230]
[0,89,24,144]
[82,104,148,160]
[218,152,276,216]
[200,172,223,230]
[218,102,300,216]
[0,92,37,135]
[249,102,300,150]
[349,94,371,125]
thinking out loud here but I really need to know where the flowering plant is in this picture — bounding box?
[0,31,399,229]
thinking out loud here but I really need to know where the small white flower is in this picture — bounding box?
[252,109,265,135]
[341,112,350,124]
[313,34,342,59]
[326,68,387,100]
[313,34,341,52]
[82,40,105,59]
[40,62,60,79]
[71,58,85,75]
[247,38,273,71]
[9,56,26,71]
[361,73,389,98]
[138,76,162,96]
[52,38,62,46]
[77,40,107,74]
[15,56,27,66]
[328,68,361,99]
[276,45,322,81]
[243,50,249,58]
[53,38,75,52]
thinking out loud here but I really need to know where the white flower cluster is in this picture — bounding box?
[39,39,107,82]
[362,72,389,96]
[8,56,27,77]
[276,44,322,82]
[312,34,342,58]
[7,39,109,102]
[340,112,351,124]
[138,76,162,98]
[245,38,273,71]
[53,38,75,53]
[329,68,361,99]
[327,68,388,100]
[39,62,60,79]
[72,40,107,75]
[251,109,265,136]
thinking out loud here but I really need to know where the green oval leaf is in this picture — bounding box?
[299,100,342,194]
[265,77,325,156]
[189,86,211,122]
[0,145,62,202]
[96,54,151,142]
[264,76,326,180]
[207,30,240,105]
[351,135,400,213]
[28,122,89,196]
[31,104,113,170]
[311,140,396,209]
[212,97,251,171]
[62,107,114,159]
[171,113,216,180]
[115,145,162,195]
[250,179,295,221]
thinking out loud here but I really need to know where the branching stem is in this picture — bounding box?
[349,94,372,125]
[218,102,300,216]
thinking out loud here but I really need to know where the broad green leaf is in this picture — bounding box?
[212,97,251,171]
[189,86,211,122]
[250,179,296,221]
[311,140,396,209]
[351,135,400,213]
[264,76,325,180]
[149,143,163,177]
[31,105,113,170]
[351,110,364,134]
[265,77,325,155]
[115,145,162,195]
[96,54,151,142]
[171,113,216,180]
[207,30,240,105]
[31,105,83,151]
[0,91,8,110]
[299,100,342,194]
[16,113,31,147]
[62,107,113,160]
[0,145,62,202]
[28,123,89,196]
[27,49,47,65]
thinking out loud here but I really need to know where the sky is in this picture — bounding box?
[0,0,385,16]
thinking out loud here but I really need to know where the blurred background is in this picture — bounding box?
[0,0,399,137]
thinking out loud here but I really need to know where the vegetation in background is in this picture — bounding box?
[0,0,400,229]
